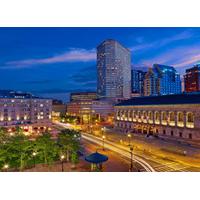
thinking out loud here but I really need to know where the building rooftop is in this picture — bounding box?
[0,90,51,99]
[115,93,200,106]
[186,64,200,73]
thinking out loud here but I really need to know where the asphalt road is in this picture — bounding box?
[54,122,200,172]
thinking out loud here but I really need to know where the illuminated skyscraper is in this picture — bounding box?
[131,69,146,96]
[144,64,181,96]
[97,39,131,99]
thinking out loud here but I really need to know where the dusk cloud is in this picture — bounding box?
[140,44,200,70]
[1,48,96,69]
[130,30,194,52]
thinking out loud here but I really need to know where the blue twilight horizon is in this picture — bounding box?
[0,27,200,102]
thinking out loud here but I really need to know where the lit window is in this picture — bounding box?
[169,112,175,126]
[148,111,153,124]
[186,112,194,128]
[161,112,167,125]
[137,111,141,122]
[177,112,184,127]
[142,111,147,123]
[155,112,160,124]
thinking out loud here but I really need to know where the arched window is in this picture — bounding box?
[177,112,184,127]
[161,112,167,125]
[128,110,132,121]
[186,112,194,128]
[121,111,125,121]
[124,110,128,121]
[169,112,175,126]
[137,111,141,122]
[148,111,153,124]
[143,111,147,123]
[117,110,121,120]
[132,111,136,122]
[155,111,160,124]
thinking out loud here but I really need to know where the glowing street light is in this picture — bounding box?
[60,155,65,172]
[101,127,106,133]
[127,133,132,146]
[32,152,37,167]
[4,164,9,172]
[102,135,106,151]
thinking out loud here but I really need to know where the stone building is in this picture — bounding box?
[114,93,200,141]
[0,90,52,134]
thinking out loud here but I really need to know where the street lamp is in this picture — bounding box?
[32,152,37,167]
[60,155,65,172]
[3,164,9,172]
[101,127,106,135]
[129,146,133,172]
[127,133,132,146]
[102,135,106,151]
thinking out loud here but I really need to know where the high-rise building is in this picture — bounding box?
[184,64,200,93]
[144,64,181,96]
[131,69,146,96]
[97,39,131,99]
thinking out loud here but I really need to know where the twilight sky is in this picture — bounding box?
[0,27,200,102]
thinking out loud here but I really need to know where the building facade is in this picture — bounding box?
[97,39,131,99]
[114,94,200,141]
[144,64,181,96]
[67,99,114,124]
[131,69,146,96]
[184,65,200,92]
[0,90,52,134]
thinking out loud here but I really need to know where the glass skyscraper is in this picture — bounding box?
[144,64,181,96]
[131,69,146,96]
[97,39,131,99]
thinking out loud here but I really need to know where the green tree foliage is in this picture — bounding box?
[0,128,81,171]
[57,129,81,162]
[34,132,59,165]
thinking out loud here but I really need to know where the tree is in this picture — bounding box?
[34,132,58,165]
[57,129,81,162]
[70,151,79,169]
[3,131,34,171]
[0,127,8,144]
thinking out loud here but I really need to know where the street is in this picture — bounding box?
[55,121,200,172]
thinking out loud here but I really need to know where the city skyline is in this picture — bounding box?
[1,27,200,101]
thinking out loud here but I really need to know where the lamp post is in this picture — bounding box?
[3,164,9,172]
[102,135,106,151]
[101,127,106,135]
[129,146,133,172]
[127,133,131,146]
[60,155,65,172]
[32,152,37,167]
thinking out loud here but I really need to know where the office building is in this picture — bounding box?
[131,69,146,96]
[184,64,200,92]
[144,64,181,96]
[67,99,114,124]
[97,39,131,99]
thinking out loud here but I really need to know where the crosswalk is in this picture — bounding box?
[153,162,192,172]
